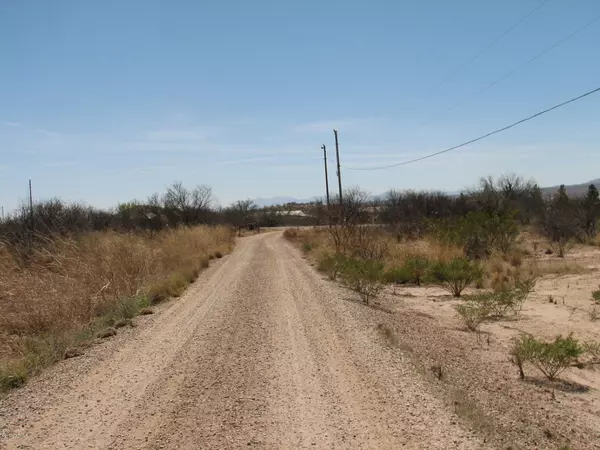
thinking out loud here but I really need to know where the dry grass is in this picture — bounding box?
[0,226,234,390]
[388,239,463,267]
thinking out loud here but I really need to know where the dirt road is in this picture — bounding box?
[0,232,484,449]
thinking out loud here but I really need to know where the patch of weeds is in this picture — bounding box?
[316,253,348,281]
[455,302,490,332]
[583,341,600,363]
[148,272,189,303]
[592,288,600,304]
[428,257,483,297]
[383,265,410,285]
[463,278,535,320]
[339,258,385,304]
[510,333,583,381]
[303,242,313,252]
[0,360,27,391]
[402,256,431,286]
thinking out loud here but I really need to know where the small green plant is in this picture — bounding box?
[383,265,410,284]
[428,257,483,297]
[455,302,490,331]
[316,253,349,280]
[303,242,313,252]
[592,288,600,304]
[467,278,536,319]
[510,333,583,380]
[402,256,430,286]
[339,258,385,304]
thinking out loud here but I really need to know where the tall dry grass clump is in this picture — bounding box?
[0,226,233,390]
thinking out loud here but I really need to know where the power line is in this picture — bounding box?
[345,86,600,171]
[420,11,600,124]
[418,0,550,100]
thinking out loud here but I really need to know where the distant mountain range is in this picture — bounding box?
[253,178,600,206]
[540,178,600,197]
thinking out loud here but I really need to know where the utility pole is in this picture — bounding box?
[321,145,331,207]
[333,129,343,217]
[29,179,34,233]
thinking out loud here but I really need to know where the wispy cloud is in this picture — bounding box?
[1,121,21,128]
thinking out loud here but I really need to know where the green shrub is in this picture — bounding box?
[431,211,518,258]
[428,257,483,297]
[455,302,490,331]
[303,242,313,252]
[464,278,535,319]
[510,333,583,380]
[339,258,385,304]
[403,256,430,286]
[316,253,349,280]
[383,265,411,284]
[592,288,600,304]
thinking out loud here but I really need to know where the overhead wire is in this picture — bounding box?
[344,86,600,171]
[418,12,600,125]
[418,0,550,100]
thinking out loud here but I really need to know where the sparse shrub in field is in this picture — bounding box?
[383,265,411,284]
[510,333,583,380]
[402,256,430,286]
[148,272,189,303]
[592,288,600,304]
[583,341,600,363]
[455,302,491,331]
[539,185,579,257]
[303,242,313,252]
[462,277,535,322]
[339,258,385,304]
[428,257,483,297]
[431,210,519,259]
[316,252,349,280]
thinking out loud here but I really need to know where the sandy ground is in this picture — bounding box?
[383,245,600,449]
[0,232,485,449]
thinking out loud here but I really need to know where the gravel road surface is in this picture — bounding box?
[0,232,484,449]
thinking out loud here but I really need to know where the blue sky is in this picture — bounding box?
[1,0,599,211]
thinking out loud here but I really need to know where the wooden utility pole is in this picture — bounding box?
[29,179,34,232]
[321,145,331,207]
[333,129,343,216]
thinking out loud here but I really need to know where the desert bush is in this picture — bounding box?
[431,210,518,259]
[539,185,579,257]
[316,252,350,280]
[510,333,583,380]
[455,302,491,331]
[339,258,385,304]
[592,288,600,304]
[428,257,483,297]
[383,265,411,284]
[402,256,430,286]
[463,278,535,320]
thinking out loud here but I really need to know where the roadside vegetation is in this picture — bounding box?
[0,182,236,392]
[285,174,600,384]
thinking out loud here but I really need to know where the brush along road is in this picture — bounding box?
[0,232,482,449]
